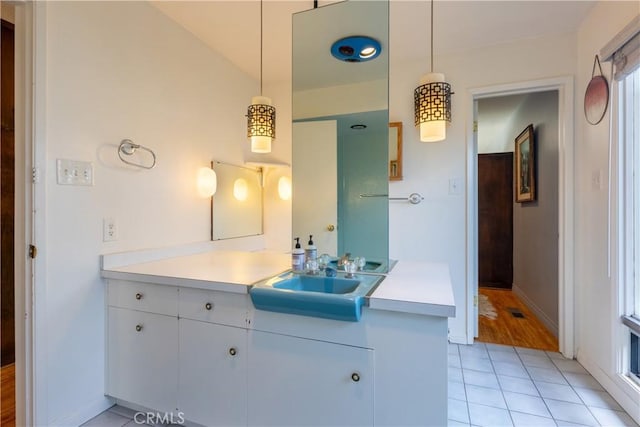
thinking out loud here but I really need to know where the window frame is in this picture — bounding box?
[617,65,640,388]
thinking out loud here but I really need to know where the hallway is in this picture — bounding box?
[1,363,15,426]
[478,288,558,352]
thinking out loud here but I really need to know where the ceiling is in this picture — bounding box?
[150,0,597,86]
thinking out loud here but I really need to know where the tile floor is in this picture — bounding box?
[448,342,638,427]
[82,342,639,427]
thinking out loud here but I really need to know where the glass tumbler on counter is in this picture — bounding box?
[344,261,357,278]
[354,256,366,271]
[318,253,331,271]
[305,259,319,275]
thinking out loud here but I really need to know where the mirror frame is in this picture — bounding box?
[389,122,403,181]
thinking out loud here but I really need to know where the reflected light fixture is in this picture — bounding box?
[197,167,217,198]
[278,176,292,200]
[233,178,249,201]
[414,0,452,142]
[331,36,382,63]
[247,0,276,153]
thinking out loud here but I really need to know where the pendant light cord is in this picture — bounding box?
[260,0,263,95]
[430,0,434,73]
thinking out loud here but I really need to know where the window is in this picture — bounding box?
[619,67,640,383]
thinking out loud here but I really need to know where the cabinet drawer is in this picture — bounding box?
[179,287,248,328]
[108,280,178,316]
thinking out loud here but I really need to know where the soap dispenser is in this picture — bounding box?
[292,237,305,272]
[305,235,317,262]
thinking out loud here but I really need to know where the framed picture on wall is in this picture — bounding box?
[515,124,536,203]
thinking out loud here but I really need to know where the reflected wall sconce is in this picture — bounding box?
[247,0,276,153]
[278,176,292,200]
[234,178,249,201]
[197,167,217,198]
[414,0,452,142]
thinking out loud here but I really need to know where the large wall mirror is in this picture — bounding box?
[292,1,389,270]
[211,161,263,241]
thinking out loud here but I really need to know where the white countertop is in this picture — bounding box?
[369,261,456,317]
[101,249,455,317]
[101,250,292,294]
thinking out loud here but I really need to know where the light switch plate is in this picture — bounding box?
[56,159,93,186]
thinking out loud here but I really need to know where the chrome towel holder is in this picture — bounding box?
[118,139,157,169]
[359,192,424,205]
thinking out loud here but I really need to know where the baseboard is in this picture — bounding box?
[512,284,559,338]
[577,351,640,425]
[48,396,114,426]
[448,335,470,345]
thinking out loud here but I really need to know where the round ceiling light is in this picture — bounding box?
[331,36,382,63]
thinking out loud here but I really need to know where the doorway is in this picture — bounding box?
[1,15,16,427]
[466,77,575,358]
[476,91,559,352]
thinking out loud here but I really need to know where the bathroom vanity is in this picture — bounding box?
[101,248,455,426]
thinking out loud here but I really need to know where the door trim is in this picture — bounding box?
[465,76,575,358]
[14,1,47,424]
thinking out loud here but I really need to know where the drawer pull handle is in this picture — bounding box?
[135,324,143,332]
[351,373,360,382]
[229,347,237,356]
[135,293,143,300]
[205,302,213,311]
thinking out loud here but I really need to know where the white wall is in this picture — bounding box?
[41,2,264,424]
[510,91,560,337]
[388,26,577,343]
[575,1,640,422]
[477,94,527,153]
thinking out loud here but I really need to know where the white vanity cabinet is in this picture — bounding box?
[178,319,247,426]
[177,287,249,426]
[106,280,179,414]
[102,253,454,427]
[247,331,374,426]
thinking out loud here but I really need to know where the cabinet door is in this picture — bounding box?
[178,319,247,426]
[248,331,373,426]
[107,307,178,413]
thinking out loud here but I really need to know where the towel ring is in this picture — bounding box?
[118,139,156,169]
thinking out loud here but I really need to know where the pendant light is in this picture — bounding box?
[414,0,452,142]
[247,0,276,153]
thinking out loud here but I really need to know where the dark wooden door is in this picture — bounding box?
[478,152,513,289]
[1,19,15,366]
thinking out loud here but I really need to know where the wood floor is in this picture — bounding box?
[477,288,559,352]
[1,363,15,427]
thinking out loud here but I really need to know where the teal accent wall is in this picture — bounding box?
[337,122,389,261]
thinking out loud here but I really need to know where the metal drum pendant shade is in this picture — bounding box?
[248,96,276,153]
[414,72,452,142]
[414,0,452,142]
[247,0,276,153]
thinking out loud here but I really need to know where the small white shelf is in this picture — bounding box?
[245,161,290,169]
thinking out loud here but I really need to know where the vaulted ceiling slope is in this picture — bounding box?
[150,0,596,85]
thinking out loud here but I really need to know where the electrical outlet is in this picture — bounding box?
[56,159,93,186]
[103,217,118,242]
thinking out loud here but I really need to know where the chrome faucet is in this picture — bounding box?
[338,252,351,267]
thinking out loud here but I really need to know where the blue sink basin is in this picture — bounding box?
[250,272,384,321]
